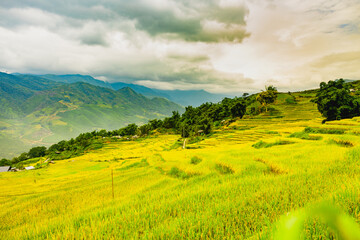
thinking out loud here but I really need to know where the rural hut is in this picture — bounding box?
[0,166,11,172]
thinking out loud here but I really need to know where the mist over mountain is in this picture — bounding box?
[110,82,233,107]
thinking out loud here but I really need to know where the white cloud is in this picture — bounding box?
[0,0,359,93]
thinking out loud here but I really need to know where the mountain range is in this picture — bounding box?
[17,73,234,107]
[0,72,183,158]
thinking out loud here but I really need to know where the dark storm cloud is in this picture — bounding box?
[0,0,255,92]
[0,0,250,43]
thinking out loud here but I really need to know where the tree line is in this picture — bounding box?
[1,86,280,167]
[312,79,360,123]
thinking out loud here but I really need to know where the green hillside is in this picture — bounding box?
[0,73,183,158]
[0,72,61,118]
[2,91,360,239]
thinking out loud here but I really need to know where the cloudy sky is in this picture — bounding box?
[0,0,359,93]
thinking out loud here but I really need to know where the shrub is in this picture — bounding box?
[289,132,322,140]
[188,137,203,144]
[119,159,149,171]
[285,97,297,104]
[252,140,294,149]
[168,167,198,179]
[255,158,288,175]
[304,127,346,134]
[265,130,279,135]
[252,140,268,149]
[329,139,354,147]
[190,156,202,165]
[87,142,104,150]
[215,163,234,174]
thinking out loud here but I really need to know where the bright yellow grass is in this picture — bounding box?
[1,94,360,239]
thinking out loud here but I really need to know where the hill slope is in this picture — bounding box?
[1,92,360,239]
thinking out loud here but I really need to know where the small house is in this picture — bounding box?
[0,166,11,172]
[112,135,122,139]
[25,166,35,170]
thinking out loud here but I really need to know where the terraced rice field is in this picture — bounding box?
[1,93,360,239]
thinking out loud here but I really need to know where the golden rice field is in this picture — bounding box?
[1,93,360,239]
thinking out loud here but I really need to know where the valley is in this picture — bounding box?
[0,72,183,158]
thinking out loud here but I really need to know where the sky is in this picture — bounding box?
[0,0,359,93]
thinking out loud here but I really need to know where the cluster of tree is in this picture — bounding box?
[256,86,278,112]
[46,123,142,160]
[140,97,248,138]
[312,79,360,123]
[0,158,11,166]
[0,123,142,166]
[11,146,46,165]
[0,146,47,168]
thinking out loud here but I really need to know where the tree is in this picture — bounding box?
[230,100,247,118]
[162,111,180,129]
[0,158,11,166]
[139,124,151,136]
[148,119,163,130]
[28,146,47,158]
[180,121,191,138]
[312,79,360,122]
[120,123,138,136]
[198,117,213,135]
[256,85,278,112]
[266,85,277,91]
[220,98,232,118]
[12,152,28,164]
[98,129,108,137]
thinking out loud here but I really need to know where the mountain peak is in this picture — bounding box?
[118,86,138,95]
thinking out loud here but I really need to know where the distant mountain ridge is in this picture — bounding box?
[39,74,113,89]
[18,73,235,106]
[0,72,183,158]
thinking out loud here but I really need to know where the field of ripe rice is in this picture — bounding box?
[1,94,360,239]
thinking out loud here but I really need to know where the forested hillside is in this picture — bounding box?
[0,72,183,158]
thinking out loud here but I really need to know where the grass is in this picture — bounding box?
[1,92,360,239]
[117,158,149,170]
[289,131,323,140]
[252,139,294,149]
[304,127,346,134]
[255,158,288,175]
